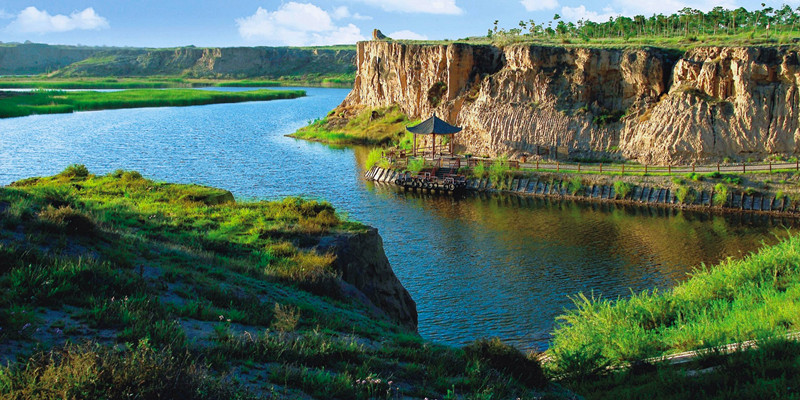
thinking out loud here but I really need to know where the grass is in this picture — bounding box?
[549,233,800,375]
[0,89,304,118]
[562,337,800,400]
[0,166,559,399]
[0,74,355,90]
[290,105,417,146]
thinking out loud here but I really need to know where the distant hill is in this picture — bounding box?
[0,43,356,79]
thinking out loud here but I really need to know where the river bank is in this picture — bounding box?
[0,88,305,118]
[0,167,568,399]
[366,164,800,218]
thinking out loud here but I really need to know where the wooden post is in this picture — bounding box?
[536,160,539,170]
[622,163,625,174]
[578,163,581,173]
[432,134,436,159]
[796,159,798,171]
[717,162,720,173]
[557,161,560,173]
[600,163,603,174]
[769,161,772,173]
[692,164,695,173]
[450,136,453,154]
[668,165,671,174]
[645,164,648,174]
[743,163,745,173]
[413,134,416,157]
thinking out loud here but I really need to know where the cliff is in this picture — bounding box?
[0,43,356,79]
[317,228,418,330]
[340,41,800,164]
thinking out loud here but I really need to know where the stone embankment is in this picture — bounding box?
[365,166,800,216]
[341,41,800,164]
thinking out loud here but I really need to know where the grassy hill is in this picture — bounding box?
[0,167,561,399]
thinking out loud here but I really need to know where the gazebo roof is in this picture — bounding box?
[406,114,462,135]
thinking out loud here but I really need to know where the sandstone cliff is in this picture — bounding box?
[340,41,800,164]
[0,43,356,79]
[317,228,418,330]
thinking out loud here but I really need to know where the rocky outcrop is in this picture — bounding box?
[317,228,417,330]
[340,41,800,164]
[0,43,356,79]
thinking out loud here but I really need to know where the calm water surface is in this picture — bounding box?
[1,87,795,350]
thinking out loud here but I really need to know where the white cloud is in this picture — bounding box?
[0,9,14,19]
[521,0,559,12]
[355,0,463,15]
[332,6,371,21]
[561,5,618,23]
[6,7,109,34]
[388,29,428,40]
[236,3,367,46]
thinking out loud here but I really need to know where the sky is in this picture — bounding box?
[0,0,796,48]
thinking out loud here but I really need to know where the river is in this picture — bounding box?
[0,87,795,350]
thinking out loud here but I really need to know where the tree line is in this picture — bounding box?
[488,4,800,41]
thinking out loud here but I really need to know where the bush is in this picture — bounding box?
[59,164,89,179]
[406,158,425,174]
[472,162,487,179]
[713,183,729,206]
[568,177,583,195]
[463,338,547,388]
[364,148,383,170]
[675,185,696,204]
[489,157,511,188]
[37,205,96,235]
[613,181,633,199]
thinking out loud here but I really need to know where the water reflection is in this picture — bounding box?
[0,88,795,351]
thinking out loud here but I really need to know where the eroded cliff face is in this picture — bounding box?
[341,41,800,164]
[0,43,356,79]
[317,228,418,331]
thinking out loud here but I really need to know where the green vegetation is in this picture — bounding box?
[562,337,800,400]
[480,4,800,50]
[472,162,488,179]
[364,148,383,170]
[549,234,800,372]
[713,183,729,206]
[406,158,426,174]
[613,181,633,199]
[0,167,557,399]
[568,177,583,195]
[489,157,512,189]
[0,89,304,118]
[291,105,416,146]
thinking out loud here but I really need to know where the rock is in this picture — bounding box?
[372,29,388,40]
[340,41,800,164]
[317,228,418,330]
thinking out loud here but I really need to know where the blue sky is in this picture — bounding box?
[0,1,794,47]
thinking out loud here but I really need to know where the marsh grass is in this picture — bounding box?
[291,105,417,146]
[0,89,304,118]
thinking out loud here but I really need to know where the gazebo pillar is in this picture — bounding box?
[413,134,417,157]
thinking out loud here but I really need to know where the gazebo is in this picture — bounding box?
[406,114,462,157]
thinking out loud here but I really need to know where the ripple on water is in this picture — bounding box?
[1,88,797,351]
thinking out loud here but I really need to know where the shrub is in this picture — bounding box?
[37,205,96,235]
[675,185,696,204]
[489,157,511,188]
[463,338,547,388]
[713,183,729,206]
[58,164,90,179]
[271,303,300,332]
[568,177,583,195]
[406,158,425,174]
[613,181,633,199]
[472,162,487,179]
[364,148,383,170]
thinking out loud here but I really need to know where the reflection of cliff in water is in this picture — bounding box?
[371,182,796,288]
